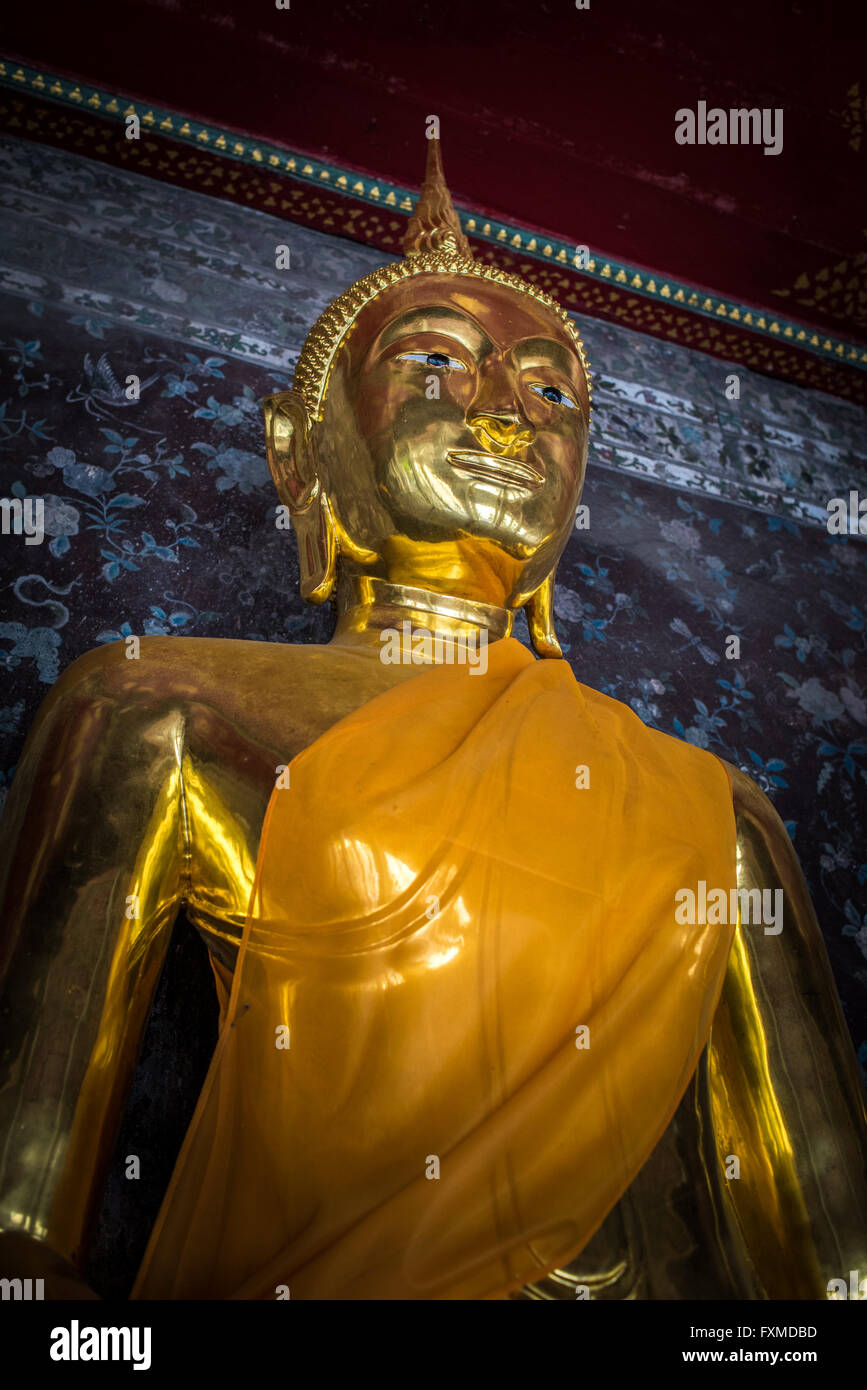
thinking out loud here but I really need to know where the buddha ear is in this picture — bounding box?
[263,390,318,507]
[525,572,563,659]
[263,390,338,604]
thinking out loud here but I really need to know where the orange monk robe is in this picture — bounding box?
[132,637,737,1300]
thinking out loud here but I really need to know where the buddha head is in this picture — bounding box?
[264,138,592,656]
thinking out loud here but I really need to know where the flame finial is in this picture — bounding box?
[403,137,472,258]
[292,134,591,428]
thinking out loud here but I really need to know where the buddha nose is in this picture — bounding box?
[467,408,535,456]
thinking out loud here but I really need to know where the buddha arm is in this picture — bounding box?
[706,765,867,1297]
[0,644,186,1283]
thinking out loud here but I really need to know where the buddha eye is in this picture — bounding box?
[530,383,577,409]
[395,351,468,371]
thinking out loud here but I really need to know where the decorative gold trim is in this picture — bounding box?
[344,576,515,640]
[0,57,861,380]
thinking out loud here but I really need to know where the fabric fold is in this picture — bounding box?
[132,637,737,1300]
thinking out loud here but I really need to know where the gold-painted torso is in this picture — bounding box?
[1,629,864,1298]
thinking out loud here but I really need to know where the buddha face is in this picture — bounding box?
[316,274,589,606]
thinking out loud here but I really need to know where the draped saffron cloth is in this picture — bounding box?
[131,637,737,1300]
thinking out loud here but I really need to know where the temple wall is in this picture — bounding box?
[1,132,865,1144]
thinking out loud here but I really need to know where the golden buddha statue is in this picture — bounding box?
[0,138,865,1301]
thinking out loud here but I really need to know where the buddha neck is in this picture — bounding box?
[330,573,514,653]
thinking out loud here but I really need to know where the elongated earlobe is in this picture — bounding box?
[264,391,339,604]
[293,484,338,603]
[525,573,562,659]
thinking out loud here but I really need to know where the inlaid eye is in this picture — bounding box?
[395,351,468,371]
[530,383,577,409]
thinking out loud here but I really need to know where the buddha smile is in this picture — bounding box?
[446,449,544,491]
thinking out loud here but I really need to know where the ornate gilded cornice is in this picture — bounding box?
[0,57,864,396]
